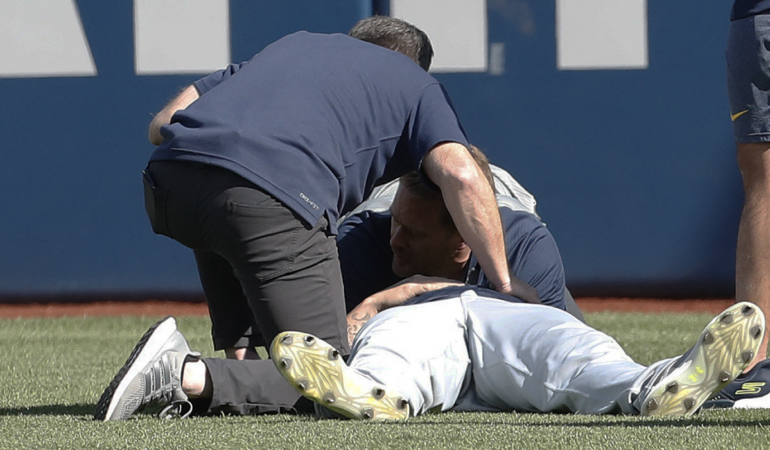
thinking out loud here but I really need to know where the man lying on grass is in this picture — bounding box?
[272,287,764,419]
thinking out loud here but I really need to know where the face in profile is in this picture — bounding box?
[388,185,466,280]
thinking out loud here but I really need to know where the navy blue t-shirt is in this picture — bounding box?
[336,207,567,311]
[402,285,524,307]
[150,31,469,233]
[732,0,770,20]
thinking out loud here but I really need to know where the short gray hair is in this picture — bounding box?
[349,16,433,71]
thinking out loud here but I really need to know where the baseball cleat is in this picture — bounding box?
[270,332,410,420]
[94,316,200,421]
[640,302,765,416]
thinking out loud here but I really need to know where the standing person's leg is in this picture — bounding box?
[736,143,770,368]
[729,14,770,370]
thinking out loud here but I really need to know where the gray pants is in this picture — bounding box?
[145,160,348,415]
[145,160,348,353]
[198,357,311,415]
[349,290,670,415]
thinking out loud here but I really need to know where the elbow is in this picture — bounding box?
[148,128,162,146]
[424,143,483,190]
[440,163,483,192]
[454,164,482,187]
[148,115,165,146]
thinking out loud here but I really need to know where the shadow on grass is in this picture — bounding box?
[0,404,95,417]
[2,406,767,429]
[559,418,770,428]
[405,416,770,428]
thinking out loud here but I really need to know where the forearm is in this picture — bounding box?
[346,306,376,348]
[445,179,510,289]
[422,144,510,291]
[148,85,200,145]
[422,143,540,303]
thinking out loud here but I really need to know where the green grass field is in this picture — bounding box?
[2,312,770,449]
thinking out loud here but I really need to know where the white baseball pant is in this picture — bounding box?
[347,290,673,415]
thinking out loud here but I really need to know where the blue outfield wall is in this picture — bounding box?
[0,1,741,298]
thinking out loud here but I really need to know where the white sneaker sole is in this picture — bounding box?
[641,302,765,416]
[270,331,409,420]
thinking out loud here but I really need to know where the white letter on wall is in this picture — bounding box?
[391,0,488,73]
[134,0,230,75]
[556,0,648,70]
[0,0,96,78]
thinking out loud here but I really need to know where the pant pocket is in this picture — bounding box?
[227,198,301,281]
[143,168,171,237]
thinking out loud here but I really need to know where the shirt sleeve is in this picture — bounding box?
[406,83,470,168]
[193,61,249,96]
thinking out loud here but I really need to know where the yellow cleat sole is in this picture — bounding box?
[270,331,409,420]
[642,302,765,416]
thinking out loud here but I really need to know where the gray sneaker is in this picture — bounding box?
[270,331,410,420]
[639,302,765,416]
[94,316,200,421]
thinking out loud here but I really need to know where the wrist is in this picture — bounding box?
[495,280,512,293]
[361,294,384,312]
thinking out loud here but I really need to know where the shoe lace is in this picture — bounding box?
[136,356,182,414]
[158,400,194,419]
